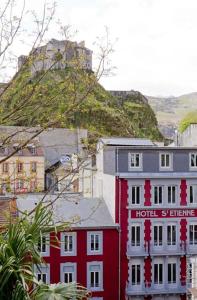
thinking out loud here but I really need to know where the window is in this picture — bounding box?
[131,225,140,246]
[189,186,197,204]
[37,273,47,283]
[2,163,9,173]
[129,153,142,170]
[31,162,37,172]
[60,263,76,283]
[30,146,36,155]
[154,225,163,246]
[87,232,103,255]
[16,179,24,190]
[167,186,176,204]
[154,263,163,284]
[60,232,76,256]
[168,263,176,284]
[189,225,197,245]
[131,264,141,285]
[190,153,197,168]
[153,186,163,204]
[160,153,172,169]
[87,262,103,291]
[188,263,193,283]
[34,264,50,284]
[131,186,140,205]
[38,234,49,256]
[17,162,23,173]
[167,225,176,245]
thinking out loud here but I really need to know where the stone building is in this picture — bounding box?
[18,39,92,75]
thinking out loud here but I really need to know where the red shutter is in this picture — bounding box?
[180,179,187,206]
[144,256,152,287]
[144,219,151,253]
[144,180,151,206]
[180,256,186,286]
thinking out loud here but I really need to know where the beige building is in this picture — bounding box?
[0,142,45,195]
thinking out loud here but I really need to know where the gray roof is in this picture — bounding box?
[100,137,155,146]
[16,193,116,228]
[39,128,87,167]
[0,126,87,168]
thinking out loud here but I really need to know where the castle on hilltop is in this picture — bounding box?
[18,39,92,74]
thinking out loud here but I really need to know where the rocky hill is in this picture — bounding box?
[0,65,163,142]
[147,92,197,138]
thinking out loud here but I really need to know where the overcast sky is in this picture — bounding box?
[5,0,197,97]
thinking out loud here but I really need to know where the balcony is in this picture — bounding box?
[127,243,186,257]
[126,282,187,296]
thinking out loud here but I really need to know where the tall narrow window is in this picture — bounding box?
[2,163,9,173]
[189,186,197,204]
[17,162,23,173]
[153,186,163,204]
[168,186,176,204]
[38,235,47,253]
[91,234,99,251]
[131,186,140,205]
[168,263,176,284]
[131,226,140,246]
[64,235,73,252]
[167,225,176,245]
[189,225,197,245]
[154,263,163,284]
[31,162,37,172]
[90,265,100,288]
[154,225,163,246]
[63,266,75,283]
[131,264,141,285]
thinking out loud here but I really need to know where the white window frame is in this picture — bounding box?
[189,224,197,245]
[153,224,163,246]
[131,224,141,247]
[38,233,50,256]
[159,153,172,170]
[60,262,76,283]
[167,262,176,284]
[131,186,141,205]
[131,263,141,286]
[153,263,163,285]
[153,186,163,205]
[87,261,103,292]
[128,153,142,171]
[87,231,103,255]
[167,186,177,205]
[167,224,176,246]
[34,264,50,284]
[60,232,77,256]
[189,185,197,204]
[190,153,197,170]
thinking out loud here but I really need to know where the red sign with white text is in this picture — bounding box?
[131,209,197,219]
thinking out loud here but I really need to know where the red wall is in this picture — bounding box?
[44,228,119,300]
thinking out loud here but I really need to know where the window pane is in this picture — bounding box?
[166,154,170,167]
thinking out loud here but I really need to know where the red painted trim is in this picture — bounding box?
[180,179,187,206]
[119,178,129,300]
[144,180,151,206]
[180,256,186,286]
[144,256,152,287]
[144,219,151,252]
[180,219,187,250]
[115,177,120,223]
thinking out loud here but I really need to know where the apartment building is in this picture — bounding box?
[17,194,119,300]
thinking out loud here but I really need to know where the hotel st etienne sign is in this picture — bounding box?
[131,209,197,218]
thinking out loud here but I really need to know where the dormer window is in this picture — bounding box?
[160,153,172,170]
[128,153,142,171]
[28,144,36,155]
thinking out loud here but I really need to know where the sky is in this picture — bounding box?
[3,0,197,97]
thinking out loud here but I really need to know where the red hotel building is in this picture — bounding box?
[94,138,197,299]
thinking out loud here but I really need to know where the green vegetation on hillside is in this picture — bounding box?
[179,110,197,133]
[0,65,163,141]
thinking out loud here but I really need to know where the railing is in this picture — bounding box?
[126,282,187,295]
